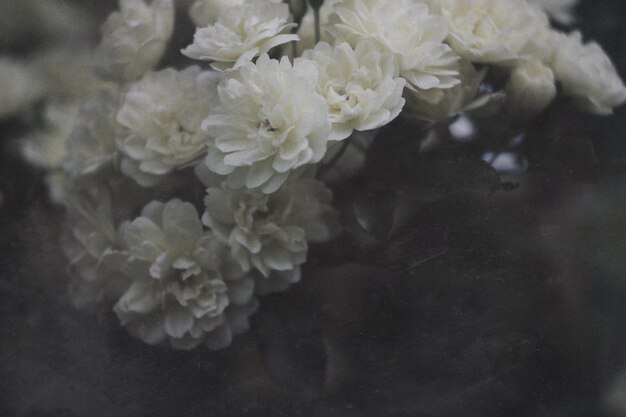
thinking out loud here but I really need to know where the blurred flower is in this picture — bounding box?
[114,199,255,349]
[64,89,122,178]
[505,58,556,118]
[203,54,330,193]
[327,0,460,94]
[183,0,298,71]
[303,41,406,140]
[203,175,339,279]
[61,185,129,309]
[551,31,626,115]
[432,0,549,65]
[96,0,175,82]
[20,102,79,170]
[117,67,221,187]
[189,0,243,27]
[0,57,46,120]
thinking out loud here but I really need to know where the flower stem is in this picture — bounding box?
[314,5,321,44]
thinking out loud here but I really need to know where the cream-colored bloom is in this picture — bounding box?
[327,0,459,93]
[433,0,549,65]
[404,58,483,122]
[203,55,330,193]
[203,176,339,278]
[117,67,221,187]
[189,0,243,27]
[183,0,298,71]
[551,31,626,115]
[61,185,129,309]
[303,41,405,140]
[189,0,284,27]
[506,59,556,118]
[64,89,122,178]
[96,0,174,82]
[0,57,46,119]
[21,102,79,170]
[114,199,255,349]
[527,0,578,24]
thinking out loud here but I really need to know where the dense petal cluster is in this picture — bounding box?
[203,55,330,193]
[97,0,174,81]
[183,0,298,71]
[114,199,256,349]
[203,175,338,281]
[303,41,406,140]
[328,0,460,94]
[432,0,549,64]
[117,66,221,187]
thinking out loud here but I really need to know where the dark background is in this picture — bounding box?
[2,1,626,416]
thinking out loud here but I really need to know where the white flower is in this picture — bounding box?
[189,0,284,27]
[203,175,339,279]
[189,0,244,27]
[21,102,79,170]
[203,55,330,193]
[505,59,556,118]
[403,58,484,122]
[303,41,406,140]
[64,89,122,178]
[327,0,460,93]
[96,0,174,82]
[61,185,129,309]
[551,31,626,115]
[117,66,221,187]
[114,199,255,349]
[0,57,46,119]
[432,0,549,65]
[526,0,578,25]
[182,0,299,71]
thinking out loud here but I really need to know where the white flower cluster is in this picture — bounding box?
[15,0,626,350]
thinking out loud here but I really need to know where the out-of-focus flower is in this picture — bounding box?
[114,199,255,349]
[183,0,298,71]
[303,41,405,140]
[96,0,175,82]
[64,89,122,178]
[203,55,330,193]
[203,176,339,280]
[0,0,95,47]
[551,31,626,115]
[0,57,46,119]
[189,0,284,27]
[189,0,243,27]
[117,67,221,187]
[403,58,483,122]
[31,46,108,101]
[20,102,79,170]
[526,0,578,25]
[61,185,129,309]
[327,0,459,95]
[506,58,556,118]
[432,0,549,65]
